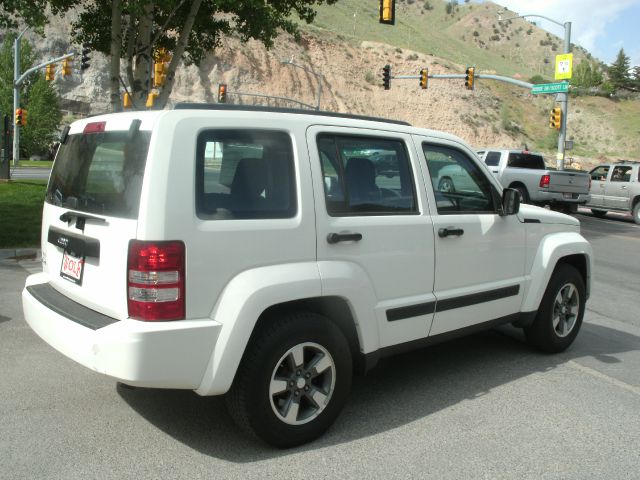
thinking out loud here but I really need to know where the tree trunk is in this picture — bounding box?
[132,2,155,109]
[109,0,123,112]
[156,0,203,109]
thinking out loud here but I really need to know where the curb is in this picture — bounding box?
[0,248,41,263]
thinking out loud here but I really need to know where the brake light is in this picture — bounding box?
[127,240,185,321]
[540,174,550,188]
[83,121,106,134]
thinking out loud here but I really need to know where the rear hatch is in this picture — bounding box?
[41,117,153,320]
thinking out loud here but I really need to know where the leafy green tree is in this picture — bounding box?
[2,0,339,111]
[608,48,631,90]
[571,60,603,88]
[0,33,62,158]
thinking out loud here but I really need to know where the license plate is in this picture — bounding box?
[60,250,85,285]
[563,193,573,199]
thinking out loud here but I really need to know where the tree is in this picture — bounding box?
[0,33,62,158]
[571,60,603,89]
[2,0,339,111]
[608,48,631,90]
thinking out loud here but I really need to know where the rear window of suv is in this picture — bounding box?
[507,152,545,169]
[46,129,151,219]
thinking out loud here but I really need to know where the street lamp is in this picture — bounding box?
[498,10,571,171]
[280,58,324,111]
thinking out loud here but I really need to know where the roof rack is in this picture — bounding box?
[614,159,640,164]
[173,103,411,126]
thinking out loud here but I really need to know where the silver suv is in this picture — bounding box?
[586,161,640,224]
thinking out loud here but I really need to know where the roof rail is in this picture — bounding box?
[614,159,640,164]
[173,103,411,126]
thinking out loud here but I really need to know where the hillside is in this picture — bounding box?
[21,0,640,167]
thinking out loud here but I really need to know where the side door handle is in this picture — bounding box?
[327,232,363,244]
[438,227,464,238]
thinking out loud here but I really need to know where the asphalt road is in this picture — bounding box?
[0,213,638,480]
[8,166,52,180]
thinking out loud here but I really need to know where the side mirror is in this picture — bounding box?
[500,188,520,216]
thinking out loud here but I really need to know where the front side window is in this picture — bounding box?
[196,130,296,220]
[423,143,497,214]
[317,134,417,216]
[485,151,501,167]
[590,165,610,181]
[46,129,151,219]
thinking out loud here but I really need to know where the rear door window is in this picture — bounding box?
[507,153,545,169]
[46,129,151,219]
[195,130,296,220]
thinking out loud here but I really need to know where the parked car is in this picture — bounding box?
[476,149,591,212]
[23,105,592,448]
[586,161,640,224]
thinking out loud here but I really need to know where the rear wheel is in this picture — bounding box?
[524,264,585,353]
[513,185,529,204]
[226,312,352,448]
[591,209,607,218]
[633,202,640,225]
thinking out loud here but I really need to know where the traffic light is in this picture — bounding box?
[419,68,428,89]
[15,108,23,126]
[382,64,391,90]
[379,0,396,25]
[218,83,227,103]
[80,43,91,71]
[549,106,562,130]
[62,58,72,77]
[22,109,27,126]
[465,66,475,90]
[153,61,166,87]
[123,93,132,109]
[146,92,158,108]
[45,64,55,81]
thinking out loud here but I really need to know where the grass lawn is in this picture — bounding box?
[18,160,54,168]
[0,180,47,248]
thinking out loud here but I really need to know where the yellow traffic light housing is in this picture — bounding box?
[549,106,562,130]
[15,108,23,126]
[382,64,391,90]
[218,83,227,103]
[379,0,396,25]
[419,68,428,89]
[62,58,72,77]
[153,62,166,87]
[123,93,132,109]
[465,66,475,90]
[45,64,55,81]
[146,92,159,108]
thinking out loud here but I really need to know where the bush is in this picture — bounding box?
[473,30,480,37]
[528,75,548,84]
[423,1,433,10]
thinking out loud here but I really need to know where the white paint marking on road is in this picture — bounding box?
[568,360,640,397]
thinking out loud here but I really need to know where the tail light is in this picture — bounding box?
[540,174,550,188]
[127,240,185,321]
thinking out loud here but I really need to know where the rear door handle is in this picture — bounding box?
[327,232,363,244]
[438,227,464,238]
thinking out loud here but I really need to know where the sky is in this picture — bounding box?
[478,0,640,67]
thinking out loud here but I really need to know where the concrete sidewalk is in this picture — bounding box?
[0,248,40,262]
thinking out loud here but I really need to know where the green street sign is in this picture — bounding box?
[531,82,569,95]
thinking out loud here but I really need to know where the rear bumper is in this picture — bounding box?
[22,272,221,389]
[536,191,590,205]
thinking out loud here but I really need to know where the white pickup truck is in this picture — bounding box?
[476,149,591,211]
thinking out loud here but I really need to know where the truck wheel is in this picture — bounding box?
[633,202,640,225]
[591,209,607,218]
[226,312,352,448]
[513,185,529,204]
[524,264,585,353]
[438,177,455,193]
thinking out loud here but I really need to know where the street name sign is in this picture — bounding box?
[531,82,569,95]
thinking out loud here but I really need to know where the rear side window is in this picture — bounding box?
[196,130,296,220]
[485,151,501,166]
[507,153,545,169]
[317,134,417,216]
[46,129,151,219]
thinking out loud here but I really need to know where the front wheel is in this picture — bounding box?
[226,312,352,448]
[524,264,586,353]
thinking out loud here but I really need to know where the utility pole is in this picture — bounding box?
[498,11,572,170]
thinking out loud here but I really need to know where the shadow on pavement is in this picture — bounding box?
[118,321,639,462]
[0,315,10,324]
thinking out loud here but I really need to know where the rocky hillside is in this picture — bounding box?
[19,0,640,168]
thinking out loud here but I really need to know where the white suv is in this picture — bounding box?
[23,105,593,447]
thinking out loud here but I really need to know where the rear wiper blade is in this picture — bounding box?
[60,211,108,224]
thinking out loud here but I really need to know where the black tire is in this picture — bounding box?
[632,202,640,225]
[438,177,455,193]
[226,312,352,448]
[524,264,586,353]
[513,185,529,204]
[591,209,607,218]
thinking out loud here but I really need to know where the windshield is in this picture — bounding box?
[46,130,151,219]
